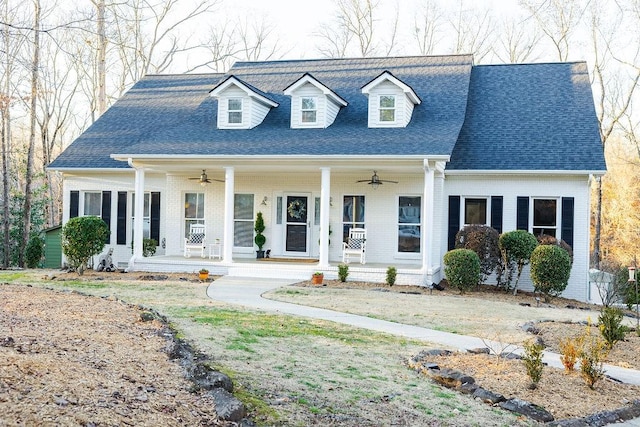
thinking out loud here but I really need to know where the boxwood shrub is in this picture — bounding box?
[530,244,572,301]
[443,248,481,294]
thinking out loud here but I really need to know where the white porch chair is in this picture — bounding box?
[342,228,366,264]
[184,223,206,258]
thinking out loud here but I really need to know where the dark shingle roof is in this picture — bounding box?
[49,56,605,173]
[448,62,605,171]
[49,55,473,168]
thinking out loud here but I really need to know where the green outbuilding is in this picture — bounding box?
[43,225,62,269]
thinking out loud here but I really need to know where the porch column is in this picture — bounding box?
[319,167,331,267]
[129,159,145,270]
[422,160,435,280]
[222,167,234,263]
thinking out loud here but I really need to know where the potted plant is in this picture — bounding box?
[199,268,209,281]
[312,271,324,285]
[254,211,266,258]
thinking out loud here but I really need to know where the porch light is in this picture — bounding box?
[261,196,268,206]
[629,266,636,282]
[200,180,207,187]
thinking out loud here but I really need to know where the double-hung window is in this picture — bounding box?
[228,98,242,124]
[532,198,558,237]
[398,196,421,253]
[342,195,365,241]
[301,97,317,123]
[83,192,102,216]
[234,194,254,247]
[379,95,395,122]
[463,198,488,226]
[184,193,205,238]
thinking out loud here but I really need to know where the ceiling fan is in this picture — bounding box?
[356,170,398,189]
[188,170,223,186]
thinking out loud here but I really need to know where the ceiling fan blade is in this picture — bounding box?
[380,179,399,184]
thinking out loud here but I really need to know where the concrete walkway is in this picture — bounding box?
[207,276,640,425]
[207,276,640,387]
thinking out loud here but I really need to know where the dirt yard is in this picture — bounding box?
[0,283,227,427]
[1,271,640,426]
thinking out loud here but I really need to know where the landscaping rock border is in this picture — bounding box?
[409,348,640,425]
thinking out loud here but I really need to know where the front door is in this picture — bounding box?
[284,194,310,256]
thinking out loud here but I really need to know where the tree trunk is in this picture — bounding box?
[593,176,602,269]
[96,0,106,116]
[20,0,40,267]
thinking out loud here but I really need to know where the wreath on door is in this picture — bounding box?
[287,200,306,219]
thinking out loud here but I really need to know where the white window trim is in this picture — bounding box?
[379,94,397,123]
[227,98,243,126]
[233,193,255,252]
[531,197,560,238]
[301,96,318,124]
[184,192,206,239]
[130,192,151,240]
[397,195,422,256]
[82,191,102,217]
[461,196,490,227]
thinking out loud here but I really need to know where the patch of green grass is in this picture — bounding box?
[275,289,308,296]
[0,271,30,282]
[173,306,406,346]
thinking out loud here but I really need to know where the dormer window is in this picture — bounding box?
[379,95,396,122]
[228,98,243,124]
[362,71,421,128]
[284,73,348,129]
[301,97,317,123]
[209,75,278,129]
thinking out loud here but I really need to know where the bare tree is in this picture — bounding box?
[519,0,587,61]
[20,0,41,267]
[493,16,543,63]
[448,0,495,62]
[589,0,640,268]
[315,0,400,58]
[413,0,443,56]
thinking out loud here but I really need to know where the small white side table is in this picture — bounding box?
[209,241,223,259]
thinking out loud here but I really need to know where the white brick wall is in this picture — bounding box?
[443,174,591,301]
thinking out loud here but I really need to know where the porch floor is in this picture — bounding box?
[129,255,426,286]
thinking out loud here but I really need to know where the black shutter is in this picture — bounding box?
[150,192,161,244]
[561,197,574,248]
[117,192,127,245]
[69,191,79,218]
[101,191,111,244]
[490,196,503,234]
[516,197,529,231]
[447,196,460,250]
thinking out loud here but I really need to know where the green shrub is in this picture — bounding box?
[522,339,544,389]
[131,238,158,257]
[580,325,608,389]
[338,263,349,282]
[386,266,397,286]
[536,234,573,264]
[61,216,109,275]
[455,225,500,283]
[25,235,44,268]
[443,249,480,294]
[598,307,627,349]
[530,244,572,301]
[499,230,538,295]
[254,211,266,250]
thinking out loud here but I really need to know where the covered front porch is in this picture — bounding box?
[129,254,426,286]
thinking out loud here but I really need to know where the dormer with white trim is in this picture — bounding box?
[361,71,421,128]
[283,73,348,129]
[209,76,279,129]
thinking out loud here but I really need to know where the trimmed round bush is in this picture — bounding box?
[530,244,572,300]
[537,234,573,264]
[455,225,500,283]
[443,249,481,294]
[62,216,109,275]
